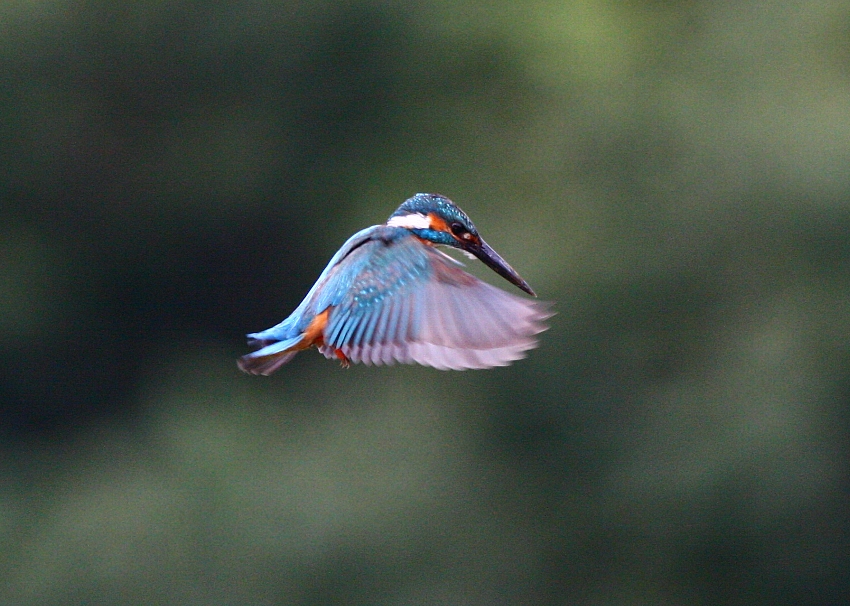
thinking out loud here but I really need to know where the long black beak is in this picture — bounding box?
[471,239,536,296]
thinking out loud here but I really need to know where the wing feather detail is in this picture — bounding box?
[322,238,551,370]
[372,296,392,346]
[384,296,403,346]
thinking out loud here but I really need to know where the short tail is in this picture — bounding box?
[237,336,303,375]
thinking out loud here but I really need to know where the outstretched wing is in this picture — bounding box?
[319,232,552,369]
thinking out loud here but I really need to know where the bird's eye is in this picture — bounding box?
[450,222,473,240]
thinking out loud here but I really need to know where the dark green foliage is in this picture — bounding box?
[1,1,848,604]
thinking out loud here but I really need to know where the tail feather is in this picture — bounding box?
[238,336,303,375]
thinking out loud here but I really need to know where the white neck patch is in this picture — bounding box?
[387,213,432,230]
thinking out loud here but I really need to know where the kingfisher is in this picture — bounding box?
[238,193,551,374]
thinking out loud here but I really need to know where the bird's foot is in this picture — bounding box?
[334,348,351,368]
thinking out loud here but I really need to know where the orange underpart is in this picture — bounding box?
[298,308,331,350]
[295,308,350,367]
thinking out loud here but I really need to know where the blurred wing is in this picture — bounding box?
[322,236,552,369]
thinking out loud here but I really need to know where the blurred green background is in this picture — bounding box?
[2,0,849,604]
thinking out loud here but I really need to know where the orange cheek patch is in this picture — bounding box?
[428,213,450,234]
[428,212,477,244]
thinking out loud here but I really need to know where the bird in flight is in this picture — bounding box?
[238,193,551,374]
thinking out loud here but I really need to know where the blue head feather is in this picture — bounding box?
[388,193,479,247]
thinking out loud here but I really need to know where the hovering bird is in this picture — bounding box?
[238,193,551,374]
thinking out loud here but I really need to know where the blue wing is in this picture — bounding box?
[244,225,386,345]
[317,229,552,370]
[242,225,420,374]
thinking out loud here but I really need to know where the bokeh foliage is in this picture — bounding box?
[2,0,849,603]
